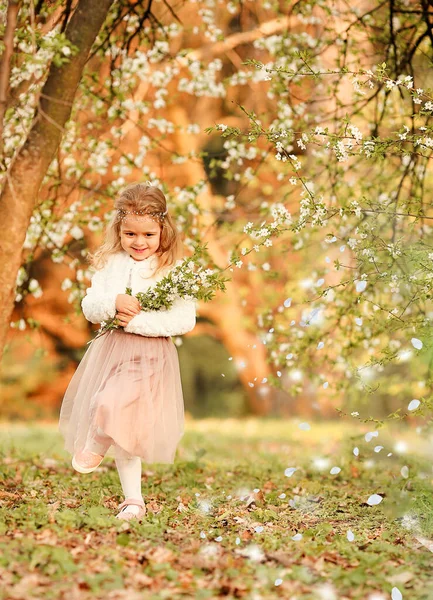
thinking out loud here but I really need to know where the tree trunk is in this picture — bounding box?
[0,0,114,364]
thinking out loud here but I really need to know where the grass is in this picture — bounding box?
[0,417,432,599]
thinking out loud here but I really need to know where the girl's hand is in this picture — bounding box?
[115,293,141,315]
[115,311,138,327]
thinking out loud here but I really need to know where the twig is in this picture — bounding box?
[0,0,20,157]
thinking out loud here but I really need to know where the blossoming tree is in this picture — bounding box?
[1,0,432,421]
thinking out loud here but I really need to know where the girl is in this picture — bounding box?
[58,183,196,521]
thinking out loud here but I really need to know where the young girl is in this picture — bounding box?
[58,183,196,521]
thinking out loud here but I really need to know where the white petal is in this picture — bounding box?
[407,399,420,411]
[347,530,355,542]
[254,526,264,533]
[355,280,367,292]
[353,447,359,456]
[400,466,409,478]
[299,422,311,431]
[275,579,283,586]
[411,337,423,350]
[285,467,297,477]
[292,533,303,541]
[330,467,341,475]
[374,446,384,453]
[391,587,403,600]
[367,494,383,506]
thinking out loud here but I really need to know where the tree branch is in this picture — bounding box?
[0,0,20,158]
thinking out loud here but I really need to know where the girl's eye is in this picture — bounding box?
[124,233,154,236]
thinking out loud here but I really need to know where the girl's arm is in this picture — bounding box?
[81,266,118,324]
[123,297,196,337]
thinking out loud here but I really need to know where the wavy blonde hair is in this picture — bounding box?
[88,183,183,275]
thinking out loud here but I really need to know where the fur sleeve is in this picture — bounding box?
[81,264,118,324]
[123,297,196,337]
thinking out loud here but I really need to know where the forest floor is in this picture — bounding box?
[0,417,432,600]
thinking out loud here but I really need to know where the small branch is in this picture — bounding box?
[0,0,20,157]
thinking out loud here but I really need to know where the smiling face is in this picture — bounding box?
[119,216,161,261]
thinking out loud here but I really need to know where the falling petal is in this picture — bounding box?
[275,578,283,586]
[299,422,311,431]
[353,447,359,456]
[292,533,303,541]
[365,431,379,442]
[367,494,383,506]
[391,587,403,600]
[235,537,240,545]
[355,317,363,326]
[317,341,324,349]
[401,466,409,479]
[279,493,286,499]
[200,531,206,539]
[408,399,420,411]
[284,298,292,308]
[355,280,367,293]
[323,381,329,389]
[347,530,355,542]
[215,536,223,542]
[374,446,384,453]
[254,526,264,533]
[411,338,423,350]
[330,467,341,475]
[285,467,297,477]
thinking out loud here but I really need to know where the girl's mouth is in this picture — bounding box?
[133,248,147,253]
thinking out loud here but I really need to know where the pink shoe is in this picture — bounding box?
[72,450,105,474]
[115,498,146,521]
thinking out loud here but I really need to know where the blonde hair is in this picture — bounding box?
[88,183,183,275]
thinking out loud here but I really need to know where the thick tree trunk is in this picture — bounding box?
[0,0,114,364]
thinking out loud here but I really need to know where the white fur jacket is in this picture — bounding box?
[81,251,196,337]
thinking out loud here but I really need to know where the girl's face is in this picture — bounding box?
[120,216,161,261]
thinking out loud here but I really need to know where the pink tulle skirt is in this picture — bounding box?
[58,329,185,463]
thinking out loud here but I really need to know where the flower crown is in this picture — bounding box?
[117,208,168,221]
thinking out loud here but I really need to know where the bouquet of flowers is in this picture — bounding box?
[92,247,228,341]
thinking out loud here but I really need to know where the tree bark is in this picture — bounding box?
[0,0,114,364]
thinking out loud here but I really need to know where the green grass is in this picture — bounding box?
[0,418,432,599]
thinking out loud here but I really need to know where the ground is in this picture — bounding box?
[0,418,432,599]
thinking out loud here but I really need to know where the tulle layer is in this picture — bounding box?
[58,329,185,463]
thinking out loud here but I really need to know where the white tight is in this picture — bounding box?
[114,455,143,501]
